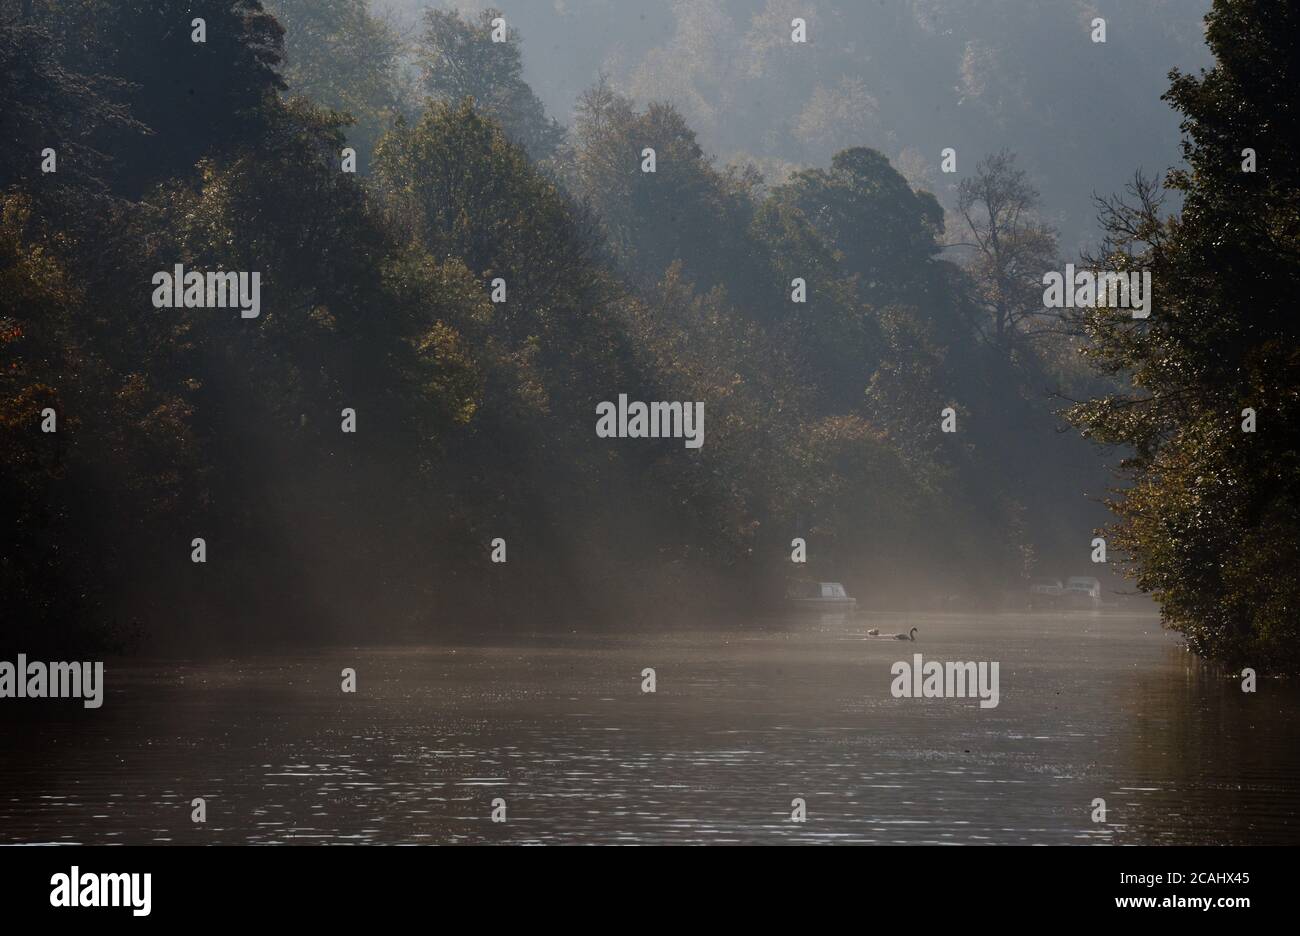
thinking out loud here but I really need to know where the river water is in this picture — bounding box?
[2,612,1297,844]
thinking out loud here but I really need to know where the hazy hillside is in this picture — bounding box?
[375,0,1213,252]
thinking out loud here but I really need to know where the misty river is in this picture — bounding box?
[3,612,1298,845]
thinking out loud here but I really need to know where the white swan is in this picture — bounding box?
[865,628,880,636]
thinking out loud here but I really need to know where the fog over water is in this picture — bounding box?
[4,0,1297,853]
[4,613,1297,845]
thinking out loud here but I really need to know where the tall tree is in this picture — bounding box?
[768,147,946,321]
[417,8,564,162]
[56,0,287,195]
[265,0,404,172]
[955,149,1059,352]
[1069,0,1300,673]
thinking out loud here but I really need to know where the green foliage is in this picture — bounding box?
[564,83,1068,599]
[71,0,286,195]
[771,147,945,303]
[265,0,405,172]
[568,80,767,303]
[2,0,1226,654]
[1069,0,1300,673]
[417,8,564,161]
[0,12,137,196]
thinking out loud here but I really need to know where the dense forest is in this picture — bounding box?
[1,1,1295,673]
[376,0,1215,254]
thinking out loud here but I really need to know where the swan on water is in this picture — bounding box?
[864,627,917,640]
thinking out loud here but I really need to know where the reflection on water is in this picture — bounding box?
[2,612,1298,844]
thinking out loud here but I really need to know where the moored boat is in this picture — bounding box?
[785,581,858,609]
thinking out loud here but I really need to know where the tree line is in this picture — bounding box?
[2,1,1292,674]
